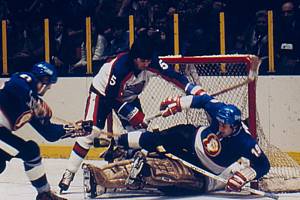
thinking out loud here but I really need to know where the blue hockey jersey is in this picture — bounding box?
[186,94,270,179]
[0,72,65,141]
[91,52,192,110]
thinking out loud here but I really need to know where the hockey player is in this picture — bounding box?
[0,62,92,200]
[82,89,270,195]
[58,35,204,192]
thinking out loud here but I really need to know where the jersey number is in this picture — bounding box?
[159,60,168,70]
[251,144,262,157]
[110,75,117,86]
[20,74,32,82]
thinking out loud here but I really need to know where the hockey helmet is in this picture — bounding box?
[31,62,57,84]
[216,104,242,128]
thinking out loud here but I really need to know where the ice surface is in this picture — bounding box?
[1,158,299,200]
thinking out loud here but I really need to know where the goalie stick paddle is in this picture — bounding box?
[156,146,279,200]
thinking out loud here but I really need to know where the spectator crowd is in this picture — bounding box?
[0,0,299,75]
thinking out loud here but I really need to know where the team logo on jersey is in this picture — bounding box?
[14,110,33,130]
[203,133,221,157]
[122,81,146,97]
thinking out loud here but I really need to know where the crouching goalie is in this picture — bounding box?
[83,89,270,197]
[0,62,92,200]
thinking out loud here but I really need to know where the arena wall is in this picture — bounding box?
[1,76,299,160]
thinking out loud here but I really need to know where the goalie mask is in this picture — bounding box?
[216,104,242,133]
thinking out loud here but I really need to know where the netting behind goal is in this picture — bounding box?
[111,55,300,192]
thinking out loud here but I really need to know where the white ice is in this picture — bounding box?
[1,158,299,200]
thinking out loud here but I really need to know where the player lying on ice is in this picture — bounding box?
[82,88,270,197]
[0,62,92,200]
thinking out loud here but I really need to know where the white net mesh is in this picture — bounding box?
[257,116,300,192]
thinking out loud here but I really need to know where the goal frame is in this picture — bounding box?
[105,54,300,193]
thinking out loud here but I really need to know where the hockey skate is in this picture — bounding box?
[99,138,127,163]
[125,151,146,190]
[36,191,67,200]
[58,170,75,193]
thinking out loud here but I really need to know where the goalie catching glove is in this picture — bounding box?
[61,120,93,139]
[226,167,257,192]
[160,96,182,117]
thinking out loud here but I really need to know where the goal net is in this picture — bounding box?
[111,54,300,193]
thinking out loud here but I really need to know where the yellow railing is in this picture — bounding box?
[1,12,277,75]
[44,19,50,63]
[219,12,226,73]
[129,15,134,48]
[85,17,92,74]
[268,10,275,73]
[1,20,8,75]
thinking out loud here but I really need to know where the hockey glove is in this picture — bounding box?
[226,167,257,192]
[118,102,148,129]
[160,96,182,117]
[32,98,52,119]
[129,109,148,129]
[185,83,206,96]
[61,120,93,139]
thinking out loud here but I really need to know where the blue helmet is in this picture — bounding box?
[31,62,57,84]
[216,104,242,127]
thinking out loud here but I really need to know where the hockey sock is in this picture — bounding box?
[24,156,50,193]
[67,142,90,173]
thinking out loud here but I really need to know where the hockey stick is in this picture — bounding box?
[156,146,279,200]
[52,116,114,138]
[202,55,260,97]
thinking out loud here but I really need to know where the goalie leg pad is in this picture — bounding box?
[85,156,205,192]
[83,160,133,189]
[144,157,205,191]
